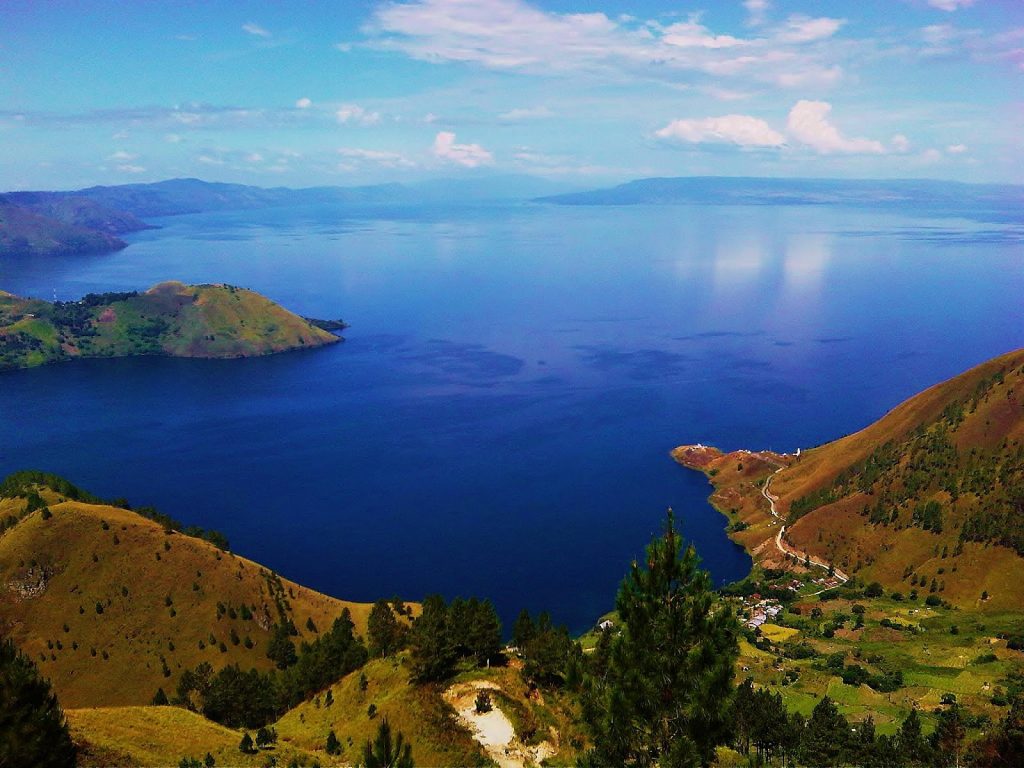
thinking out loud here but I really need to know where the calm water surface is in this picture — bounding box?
[1,202,1022,632]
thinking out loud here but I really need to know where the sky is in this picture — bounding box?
[0,0,1022,190]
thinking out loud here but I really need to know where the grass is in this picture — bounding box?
[0,486,375,708]
[0,281,340,371]
[68,706,318,767]
[274,655,488,767]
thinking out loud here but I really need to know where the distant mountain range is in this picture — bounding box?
[0,175,575,257]
[5,174,1023,258]
[538,175,1024,221]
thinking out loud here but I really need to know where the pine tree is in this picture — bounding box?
[799,696,849,767]
[512,609,535,651]
[0,637,77,768]
[409,595,457,683]
[239,732,255,754]
[152,686,169,705]
[466,599,502,666]
[360,718,414,768]
[580,510,740,767]
[325,729,342,755]
[934,704,966,768]
[368,599,405,658]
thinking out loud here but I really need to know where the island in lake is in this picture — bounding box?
[0,281,343,371]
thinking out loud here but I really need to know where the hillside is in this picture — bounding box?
[674,349,1024,609]
[538,176,1024,222]
[0,281,342,371]
[0,471,375,708]
[0,198,128,256]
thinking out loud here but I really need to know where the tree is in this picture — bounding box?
[475,690,493,714]
[256,725,277,748]
[266,624,298,669]
[152,687,169,705]
[239,733,256,754]
[368,599,405,658]
[325,729,342,755]
[512,609,535,650]
[798,696,850,767]
[580,510,740,767]
[409,595,457,683]
[934,704,966,767]
[897,707,931,766]
[0,637,77,768]
[360,718,414,768]
[465,599,503,666]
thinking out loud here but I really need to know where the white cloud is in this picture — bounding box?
[108,150,138,161]
[655,114,785,148]
[891,134,911,153]
[433,131,493,167]
[702,86,754,101]
[927,0,975,10]
[295,97,312,109]
[336,104,381,126]
[661,19,744,49]
[116,164,146,174]
[947,143,969,153]
[365,0,848,88]
[164,133,183,143]
[743,0,770,27]
[112,130,130,140]
[774,15,845,44]
[245,152,264,164]
[498,106,553,122]
[198,154,226,166]
[920,148,943,163]
[338,147,415,168]
[242,22,271,38]
[786,100,885,154]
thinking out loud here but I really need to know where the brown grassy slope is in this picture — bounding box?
[0,491,373,708]
[68,706,320,768]
[274,655,488,767]
[773,349,1024,608]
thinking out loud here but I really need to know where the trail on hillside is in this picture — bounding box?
[443,681,555,768]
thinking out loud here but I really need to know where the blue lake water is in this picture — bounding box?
[1,201,1022,633]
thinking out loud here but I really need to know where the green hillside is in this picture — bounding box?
[0,281,342,371]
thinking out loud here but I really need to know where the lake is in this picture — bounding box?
[1,200,1022,633]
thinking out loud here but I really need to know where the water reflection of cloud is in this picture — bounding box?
[782,233,831,294]
[713,239,764,287]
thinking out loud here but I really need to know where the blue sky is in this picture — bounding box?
[1,0,1021,189]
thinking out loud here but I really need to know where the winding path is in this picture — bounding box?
[761,469,849,583]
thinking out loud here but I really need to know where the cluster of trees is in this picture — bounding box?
[512,609,576,685]
[732,688,990,768]
[0,638,77,768]
[408,595,502,682]
[175,609,368,728]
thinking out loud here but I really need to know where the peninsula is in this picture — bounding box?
[0,281,343,371]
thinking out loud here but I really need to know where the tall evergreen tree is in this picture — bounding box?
[0,637,76,768]
[512,609,535,651]
[409,595,457,683]
[360,718,414,768]
[798,696,850,767]
[466,598,503,666]
[368,599,405,658]
[580,510,740,767]
[934,705,967,768]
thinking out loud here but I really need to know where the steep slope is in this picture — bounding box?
[675,349,1024,609]
[0,281,342,371]
[0,198,127,256]
[0,475,373,708]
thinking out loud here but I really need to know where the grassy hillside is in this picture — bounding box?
[0,281,342,371]
[0,198,127,256]
[674,349,1024,609]
[0,475,373,708]
[69,706,320,767]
